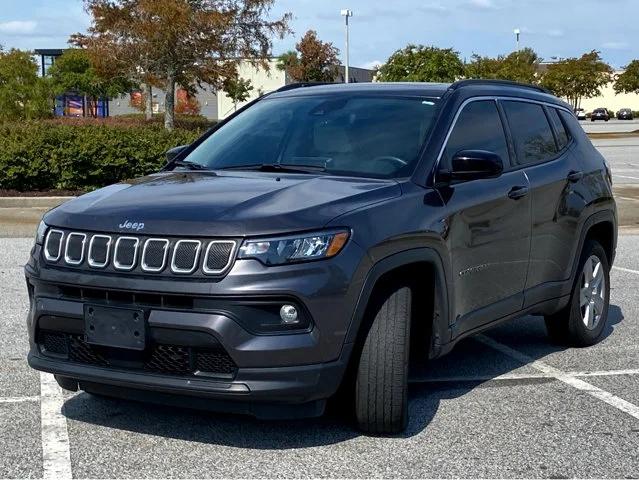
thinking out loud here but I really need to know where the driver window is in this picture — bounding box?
[443,100,510,167]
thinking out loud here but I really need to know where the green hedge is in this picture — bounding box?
[0,121,204,191]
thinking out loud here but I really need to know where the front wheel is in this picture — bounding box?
[355,286,411,434]
[545,240,610,346]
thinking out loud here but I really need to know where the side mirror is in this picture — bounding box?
[445,150,503,183]
[165,144,189,162]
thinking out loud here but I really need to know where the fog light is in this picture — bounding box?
[280,304,299,324]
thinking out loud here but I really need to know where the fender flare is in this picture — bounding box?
[344,247,452,358]
[569,208,617,284]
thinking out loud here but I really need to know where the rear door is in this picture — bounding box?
[500,101,583,306]
[437,99,532,334]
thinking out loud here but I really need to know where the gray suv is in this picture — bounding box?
[26,80,616,434]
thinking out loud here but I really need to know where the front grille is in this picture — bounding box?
[64,233,86,265]
[113,237,139,270]
[44,230,64,261]
[43,229,236,277]
[141,239,168,272]
[204,241,235,274]
[38,331,237,377]
[88,235,110,268]
[171,240,201,274]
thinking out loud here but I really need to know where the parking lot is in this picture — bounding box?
[2,232,639,478]
[1,130,639,478]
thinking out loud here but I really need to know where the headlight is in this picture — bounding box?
[238,230,350,265]
[35,220,48,245]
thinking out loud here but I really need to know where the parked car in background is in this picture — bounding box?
[575,108,587,120]
[591,108,610,121]
[617,108,634,120]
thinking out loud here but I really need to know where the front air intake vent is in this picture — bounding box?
[203,241,236,274]
[171,240,201,274]
[64,233,86,265]
[113,237,139,271]
[141,239,169,273]
[44,230,64,262]
[88,235,111,268]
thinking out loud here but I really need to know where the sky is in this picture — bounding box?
[0,0,636,70]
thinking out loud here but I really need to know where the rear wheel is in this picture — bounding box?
[355,286,411,434]
[545,241,610,346]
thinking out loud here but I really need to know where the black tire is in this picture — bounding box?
[355,286,411,434]
[544,240,610,347]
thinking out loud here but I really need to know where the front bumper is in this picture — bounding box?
[25,239,370,417]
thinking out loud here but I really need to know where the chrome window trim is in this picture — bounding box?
[202,240,237,275]
[432,95,574,183]
[64,232,87,266]
[141,238,170,273]
[87,234,112,269]
[171,240,202,274]
[113,236,140,271]
[43,229,65,262]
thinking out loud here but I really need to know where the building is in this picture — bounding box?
[580,72,639,114]
[35,48,374,121]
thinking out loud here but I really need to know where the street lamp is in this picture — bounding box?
[341,9,353,83]
[514,28,521,51]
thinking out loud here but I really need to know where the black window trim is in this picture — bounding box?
[432,95,576,184]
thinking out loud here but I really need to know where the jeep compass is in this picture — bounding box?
[26,80,617,434]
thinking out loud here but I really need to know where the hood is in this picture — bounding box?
[44,171,401,236]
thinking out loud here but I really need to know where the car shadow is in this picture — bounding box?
[61,306,624,448]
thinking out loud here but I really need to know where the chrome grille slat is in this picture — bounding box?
[171,240,201,274]
[141,239,169,273]
[113,236,139,271]
[203,241,236,275]
[88,235,111,268]
[44,229,64,262]
[64,233,86,265]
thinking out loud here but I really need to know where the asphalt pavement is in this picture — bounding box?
[2,235,639,478]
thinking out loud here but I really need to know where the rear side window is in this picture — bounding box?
[443,100,510,166]
[502,101,557,166]
[558,109,583,138]
[547,108,570,150]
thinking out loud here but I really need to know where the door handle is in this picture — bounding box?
[567,170,583,182]
[508,185,529,200]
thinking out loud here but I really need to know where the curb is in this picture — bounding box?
[0,197,74,208]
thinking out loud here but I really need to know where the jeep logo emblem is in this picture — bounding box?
[118,220,145,231]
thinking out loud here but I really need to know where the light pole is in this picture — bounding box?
[514,28,521,51]
[341,9,353,83]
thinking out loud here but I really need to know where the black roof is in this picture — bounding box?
[269,79,567,108]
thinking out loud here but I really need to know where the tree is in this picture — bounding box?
[376,45,464,82]
[47,49,132,117]
[541,51,612,110]
[614,60,639,95]
[465,48,541,84]
[223,76,254,110]
[78,0,290,131]
[0,48,52,120]
[276,30,340,82]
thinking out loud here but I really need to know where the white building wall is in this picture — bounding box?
[217,59,287,119]
[580,71,639,113]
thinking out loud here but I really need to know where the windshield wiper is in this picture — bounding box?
[170,159,208,171]
[222,163,326,174]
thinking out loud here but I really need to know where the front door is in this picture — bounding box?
[436,99,532,335]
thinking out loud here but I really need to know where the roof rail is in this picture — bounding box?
[273,82,334,93]
[449,79,551,94]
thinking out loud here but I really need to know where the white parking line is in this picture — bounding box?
[613,266,639,275]
[0,396,39,404]
[615,175,639,180]
[39,373,72,480]
[477,335,639,421]
[411,368,639,384]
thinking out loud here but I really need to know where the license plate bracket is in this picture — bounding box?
[84,304,146,350]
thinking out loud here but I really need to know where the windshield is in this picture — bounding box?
[183,94,440,178]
